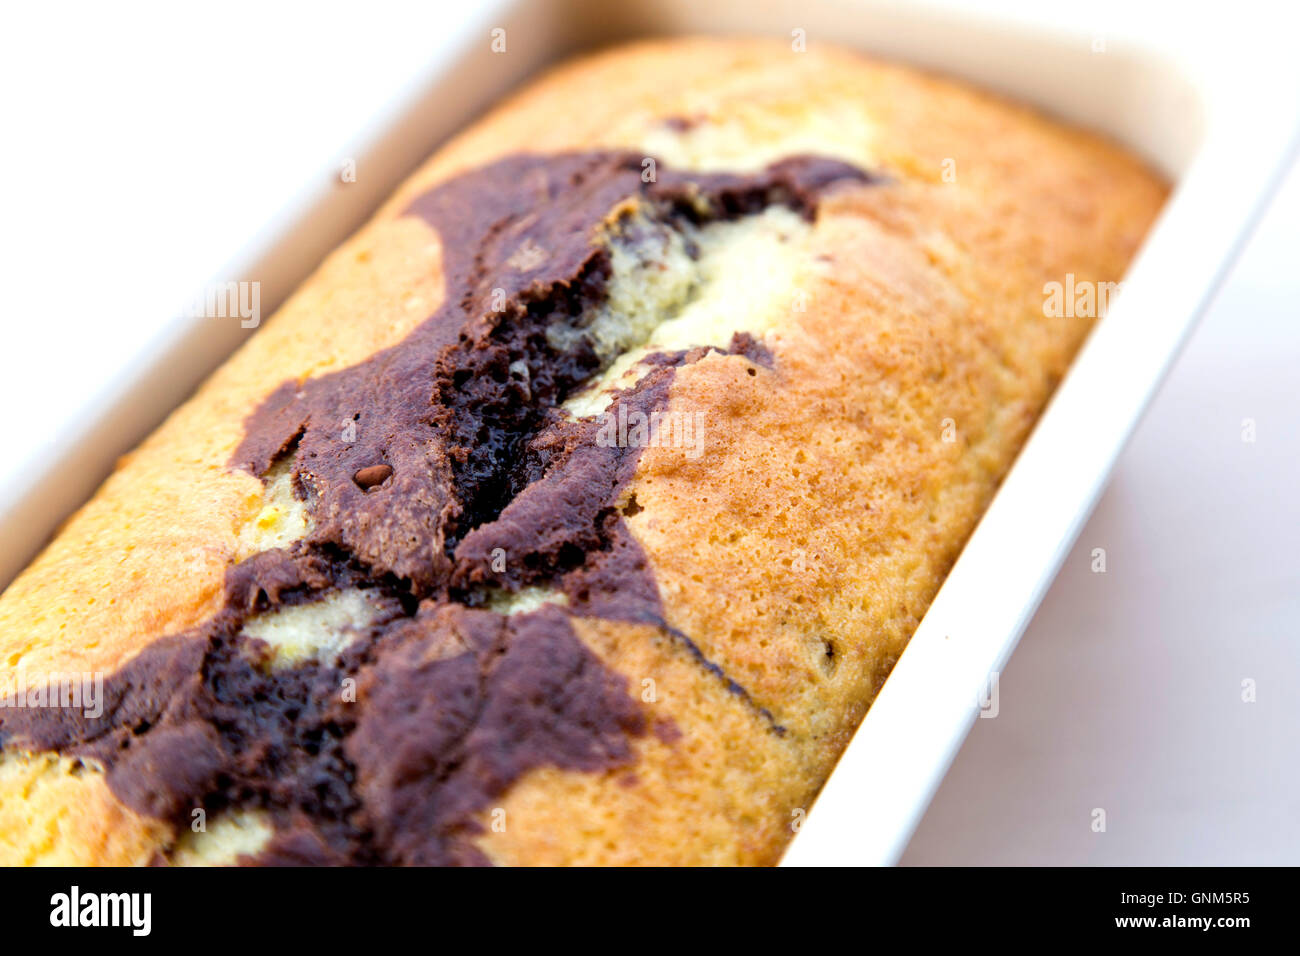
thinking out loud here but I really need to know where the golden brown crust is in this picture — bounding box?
[0,37,1166,865]
[0,754,168,866]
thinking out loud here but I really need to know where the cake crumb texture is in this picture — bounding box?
[0,38,1166,865]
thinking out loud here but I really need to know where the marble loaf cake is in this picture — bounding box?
[0,38,1166,865]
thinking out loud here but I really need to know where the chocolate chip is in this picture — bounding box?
[353,464,393,489]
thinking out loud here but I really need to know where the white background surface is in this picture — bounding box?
[0,2,491,510]
[2,1,1296,865]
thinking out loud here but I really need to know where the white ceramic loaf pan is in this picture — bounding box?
[3,0,1297,866]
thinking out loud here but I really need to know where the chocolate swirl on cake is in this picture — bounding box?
[0,152,870,865]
